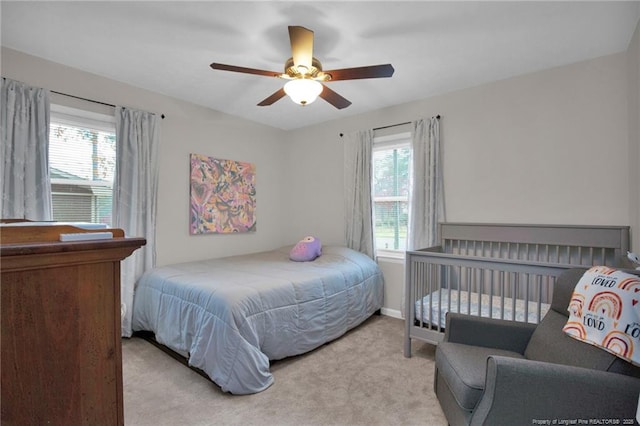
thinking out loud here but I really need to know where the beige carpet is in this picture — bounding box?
[122,315,447,426]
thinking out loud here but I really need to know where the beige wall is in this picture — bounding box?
[287,52,631,243]
[3,32,639,316]
[376,259,404,317]
[287,51,634,316]
[1,47,290,266]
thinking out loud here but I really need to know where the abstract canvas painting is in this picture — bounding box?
[189,153,256,234]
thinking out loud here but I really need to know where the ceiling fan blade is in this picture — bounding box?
[319,84,352,109]
[323,64,395,81]
[257,88,287,106]
[288,26,314,69]
[210,63,281,78]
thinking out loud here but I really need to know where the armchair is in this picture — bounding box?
[434,268,640,426]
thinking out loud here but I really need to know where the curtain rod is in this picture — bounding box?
[51,90,165,119]
[373,121,411,131]
[339,114,440,137]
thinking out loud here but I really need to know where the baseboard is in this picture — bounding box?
[380,307,403,319]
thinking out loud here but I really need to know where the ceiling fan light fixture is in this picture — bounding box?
[284,79,323,106]
[211,26,393,109]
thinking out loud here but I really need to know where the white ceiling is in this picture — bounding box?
[2,1,639,130]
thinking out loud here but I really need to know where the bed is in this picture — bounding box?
[131,245,383,394]
[404,223,630,356]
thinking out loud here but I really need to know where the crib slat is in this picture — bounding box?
[523,273,529,322]
[499,271,505,320]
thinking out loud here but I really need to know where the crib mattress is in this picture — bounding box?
[415,290,550,329]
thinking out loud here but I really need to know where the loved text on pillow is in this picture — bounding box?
[563,266,640,366]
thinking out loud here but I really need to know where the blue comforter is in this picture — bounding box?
[131,245,384,394]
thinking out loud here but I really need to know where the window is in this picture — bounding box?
[372,133,411,253]
[49,105,116,225]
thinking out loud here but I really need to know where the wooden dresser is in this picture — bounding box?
[1,223,145,426]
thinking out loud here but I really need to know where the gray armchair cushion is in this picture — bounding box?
[548,267,587,314]
[525,267,640,378]
[524,310,619,371]
[435,342,524,410]
[524,267,621,370]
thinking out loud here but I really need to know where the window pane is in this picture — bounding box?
[51,191,93,222]
[50,124,116,181]
[374,200,408,250]
[372,144,410,251]
[373,147,410,197]
[49,117,116,225]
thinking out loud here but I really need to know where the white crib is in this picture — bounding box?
[404,223,630,356]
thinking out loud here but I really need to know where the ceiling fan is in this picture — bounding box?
[210,26,394,109]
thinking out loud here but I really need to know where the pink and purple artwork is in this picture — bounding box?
[189,153,256,234]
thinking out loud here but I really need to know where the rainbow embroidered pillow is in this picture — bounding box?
[563,266,640,366]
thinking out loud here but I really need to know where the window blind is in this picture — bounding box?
[49,105,116,225]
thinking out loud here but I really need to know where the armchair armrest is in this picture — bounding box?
[471,356,640,426]
[444,313,537,354]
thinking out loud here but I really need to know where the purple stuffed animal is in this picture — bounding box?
[289,236,322,262]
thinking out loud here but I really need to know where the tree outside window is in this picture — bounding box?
[373,143,410,251]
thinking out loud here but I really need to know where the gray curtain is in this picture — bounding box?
[114,106,160,337]
[344,129,375,258]
[0,78,52,220]
[407,117,444,251]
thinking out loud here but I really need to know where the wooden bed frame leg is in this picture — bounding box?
[132,331,212,382]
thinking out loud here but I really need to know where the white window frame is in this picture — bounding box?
[372,132,411,260]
